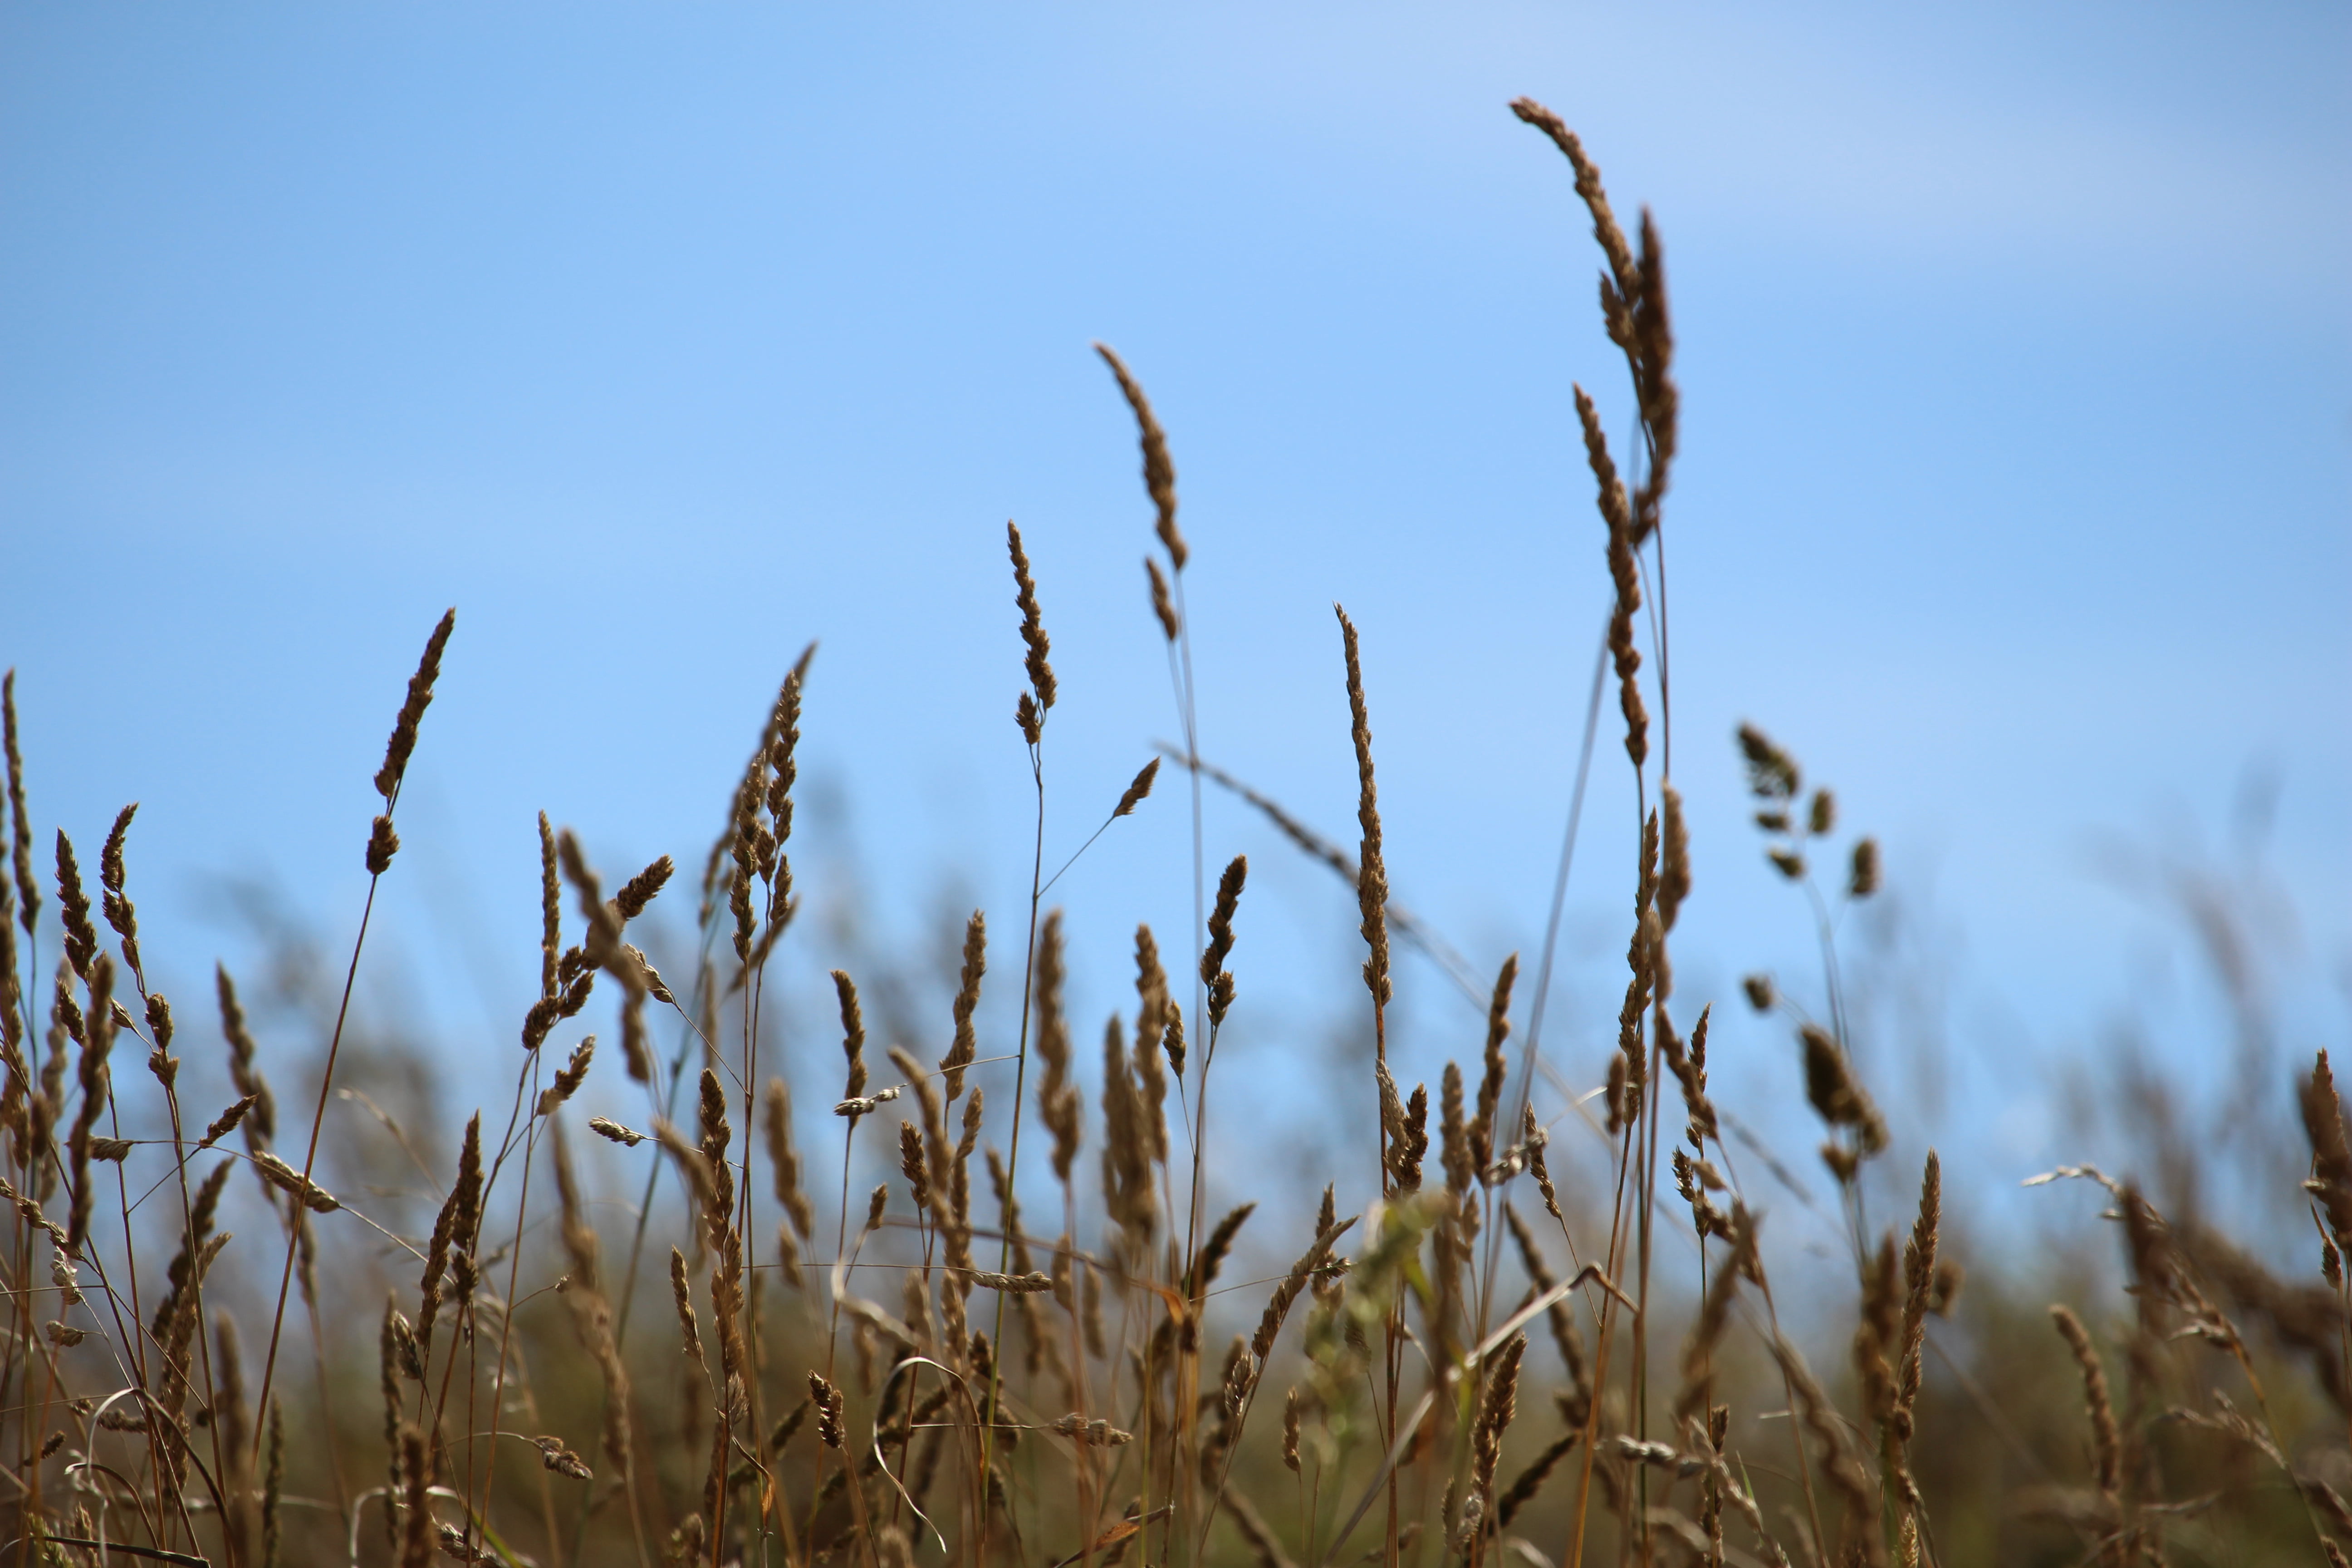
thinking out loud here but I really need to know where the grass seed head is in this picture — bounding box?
[1095,343,1186,569]
[372,608,455,804]
[941,912,985,1100]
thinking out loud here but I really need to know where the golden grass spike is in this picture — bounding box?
[2301,1049,2352,1251]
[1496,1430,1580,1532]
[689,1078,735,1264]
[764,1077,815,1241]
[1896,1152,1940,1431]
[1081,1250,1105,1358]
[1334,605,1391,1017]
[1659,785,1691,932]
[1798,1024,1886,1160]
[1200,853,1248,1030]
[1093,342,1187,569]
[1632,211,1679,493]
[898,1119,931,1215]
[832,967,869,1107]
[891,1044,953,1216]
[378,1298,405,1548]
[537,811,559,1000]
[1438,1060,1472,1197]
[1251,1213,1357,1363]
[941,911,985,1100]
[52,830,95,982]
[726,771,759,964]
[415,1114,478,1352]
[1146,557,1181,640]
[1396,1082,1429,1193]
[252,1150,339,1213]
[1034,909,1081,1181]
[762,664,804,913]
[588,1115,645,1148]
[398,1422,434,1568]
[96,802,141,983]
[1522,1105,1562,1220]
[1656,1006,1707,1156]
[262,1395,284,1568]
[1467,1332,1527,1550]
[670,1246,706,1364]
[809,1371,846,1448]
[1189,1201,1257,1297]
[0,833,17,1067]
[1127,940,1170,1166]
[1572,384,1635,544]
[535,1034,594,1116]
[141,987,174,1075]
[65,952,115,1247]
[1161,1003,1187,1082]
[1114,756,1160,818]
[1848,838,1881,898]
[372,608,455,804]
[2050,1304,2122,1505]
[1098,1015,1150,1246]
[1507,100,1638,312]
[1854,1233,1901,1439]
[148,1156,232,1342]
[1134,923,1170,1039]
[613,854,675,922]
[1734,723,1801,801]
[3,670,37,940]
[1008,519,1058,723]
[1575,385,1648,769]
[1469,953,1518,1176]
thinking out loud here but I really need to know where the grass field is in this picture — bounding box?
[0,100,2345,1568]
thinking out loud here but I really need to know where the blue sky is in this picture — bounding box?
[2,2,2345,1240]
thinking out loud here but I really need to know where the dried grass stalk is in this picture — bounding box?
[1335,606,1391,1018]
[1094,343,1187,569]
[941,912,986,1101]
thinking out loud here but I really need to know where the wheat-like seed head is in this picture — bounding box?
[1145,557,1180,641]
[2,671,38,941]
[1334,605,1391,1017]
[1200,853,1247,1031]
[1007,521,1057,740]
[1469,954,1518,1176]
[372,608,455,804]
[940,911,985,1101]
[1094,343,1186,570]
[764,1077,815,1242]
[2050,1303,2120,1498]
[1034,910,1081,1182]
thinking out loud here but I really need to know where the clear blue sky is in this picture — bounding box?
[3,2,2345,1231]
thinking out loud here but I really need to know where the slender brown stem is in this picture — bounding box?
[477,1051,544,1560]
[250,869,382,1460]
[980,737,1046,1557]
[149,1063,232,1563]
[1567,1115,1640,1568]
